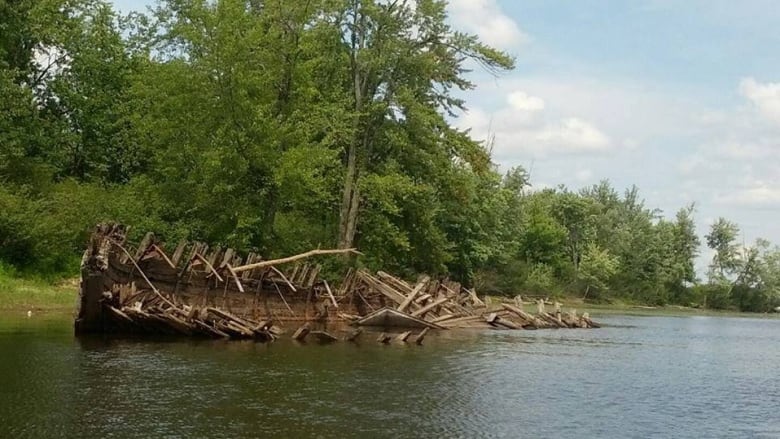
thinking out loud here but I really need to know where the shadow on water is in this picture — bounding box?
[2,312,780,438]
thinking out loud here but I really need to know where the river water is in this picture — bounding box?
[1,312,779,438]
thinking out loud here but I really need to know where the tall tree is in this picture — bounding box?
[333,0,514,249]
[706,217,741,280]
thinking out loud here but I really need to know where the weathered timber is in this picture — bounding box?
[357,307,444,329]
[397,275,430,313]
[377,333,392,344]
[413,328,430,345]
[76,224,600,341]
[344,328,363,342]
[292,324,311,341]
[410,297,449,318]
[310,331,338,343]
[233,248,361,273]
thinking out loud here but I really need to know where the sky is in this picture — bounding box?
[112,0,780,266]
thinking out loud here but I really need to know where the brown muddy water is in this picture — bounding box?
[1,312,779,438]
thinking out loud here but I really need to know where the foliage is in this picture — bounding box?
[1,0,779,312]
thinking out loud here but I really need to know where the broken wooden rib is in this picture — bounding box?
[356,307,445,330]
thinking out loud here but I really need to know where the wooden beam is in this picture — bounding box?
[323,280,338,308]
[269,266,297,292]
[232,248,361,273]
[397,275,430,313]
[191,253,224,282]
[413,327,429,345]
[224,264,245,293]
[410,297,449,318]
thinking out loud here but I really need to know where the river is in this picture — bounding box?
[1,312,779,438]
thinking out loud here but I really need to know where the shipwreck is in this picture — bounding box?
[75,224,598,343]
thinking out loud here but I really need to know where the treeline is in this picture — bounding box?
[1,0,778,311]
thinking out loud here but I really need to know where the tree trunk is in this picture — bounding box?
[338,145,359,249]
[339,3,364,250]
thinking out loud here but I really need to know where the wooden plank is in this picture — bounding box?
[191,253,224,282]
[344,328,362,342]
[292,324,310,341]
[219,248,235,268]
[377,271,413,294]
[270,266,297,292]
[357,307,444,329]
[410,297,449,318]
[414,294,432,304]
[134,232,154,259]
[360,272,406,304]
[492,316,522,330]
[305,265,321,288]
[310,330,338,343]
[170,240,188,266]
[233,248,360,273]
[397,275,430,313]
[224,264,245,293]
[150,244,176,269]
[430,313,459,323]
[437,315,484,327]
[413,327,429,345]
[376,333,392,344]
[394,330,412,343]
[323,280,338,308]
[106,305,135,325]
[501,303,540,327]
[241,253,256,280]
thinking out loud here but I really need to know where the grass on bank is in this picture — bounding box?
[0,265,77,311]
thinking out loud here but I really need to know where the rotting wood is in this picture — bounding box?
[397,275,430,313]
[233,248,361,273]
[410,297,449,318]
[344,328,363,342]
[310,331,338,343]
[376,333,392,344]
[323,280,338,308]
[191,253,224,283]
[224,264,245,293]
[394,331,412,343]
[413,327,429,345]
[269,266,296,292]
[76,224,601,342]
[492,316,522,330]
[292,324,311,341]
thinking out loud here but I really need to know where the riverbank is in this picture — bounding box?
[1,273,774,320]
[557,298,780,319]
[0,274,76,312]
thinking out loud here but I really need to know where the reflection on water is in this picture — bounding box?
[2,312,780,438]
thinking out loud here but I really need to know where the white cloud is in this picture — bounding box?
[456,89,611,160]
[534,118,610,152]
[678,78,780,213]
[507,91,545,111]
[739,77,780,125]
[447,0,528,49]
[575,168,593,182]
[715,184,780,208]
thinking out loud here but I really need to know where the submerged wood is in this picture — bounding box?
[413,328,430,345]
[310,331,338,343]
[356,307,444,329]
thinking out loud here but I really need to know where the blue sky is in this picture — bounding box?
[113,0,780,267]
[446,0,780,268]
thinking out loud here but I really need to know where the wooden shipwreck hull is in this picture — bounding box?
[75,224,599,342]
[75,224,358,339]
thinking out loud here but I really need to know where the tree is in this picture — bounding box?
[579,242,619,300]
[706,217,741,280]
[332,0,514,249]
